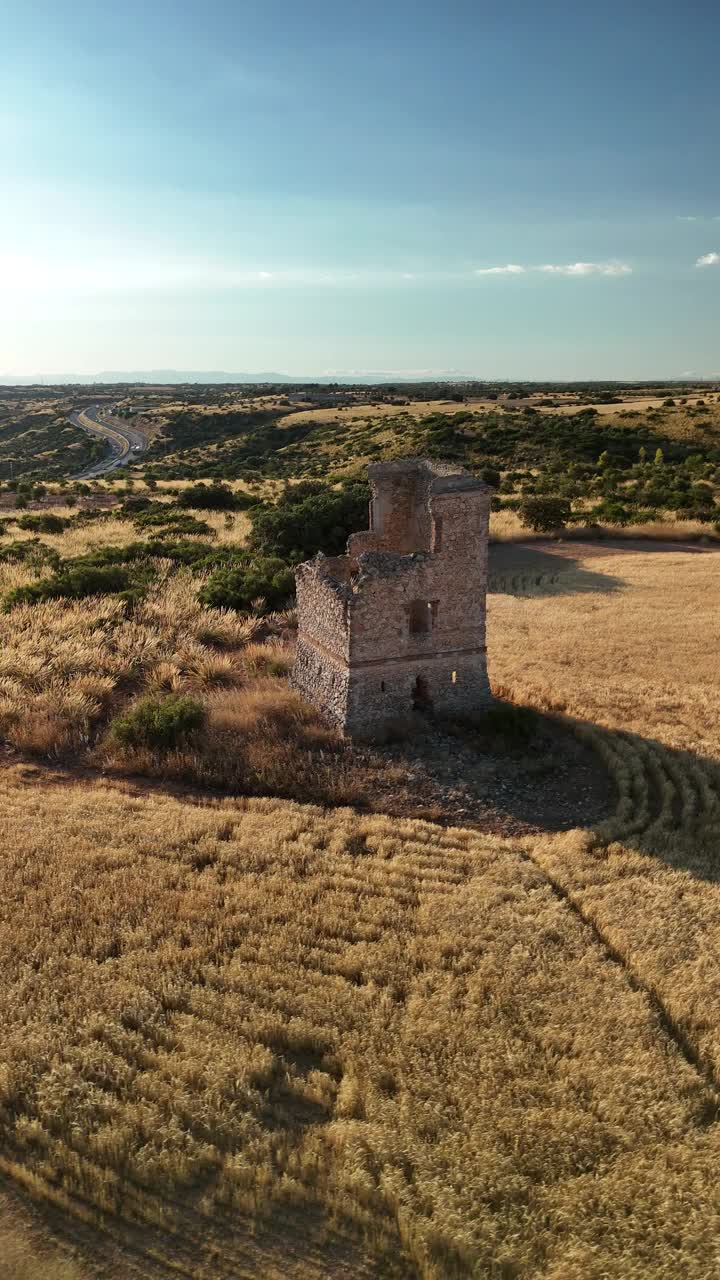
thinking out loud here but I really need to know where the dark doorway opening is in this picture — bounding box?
[413,674,433,712]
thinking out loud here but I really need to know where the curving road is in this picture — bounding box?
[67,404,148,479]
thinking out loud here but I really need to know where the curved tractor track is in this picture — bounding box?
[524,717,720,1101]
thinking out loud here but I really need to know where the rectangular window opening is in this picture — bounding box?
[409,600,438,634]
[380,680,386,691]
[451,670,458,684]
[409,600,430,634]
[433,516,443,552]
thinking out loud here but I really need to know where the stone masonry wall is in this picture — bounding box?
[292,557,352,726]
[292,459,492,736]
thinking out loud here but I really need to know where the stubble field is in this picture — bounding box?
[1,546,720,1277]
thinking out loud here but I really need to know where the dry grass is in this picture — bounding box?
[100,678,370,806]
[1,547,720,1275]
[0,566,375,806]
[487,548,720,1127]
[604,516,718,541]
[0,1202,87,1280]
[1,749,720,1278]
[489,549,720,753]
[0,507,252,560]
[0,572,254,754]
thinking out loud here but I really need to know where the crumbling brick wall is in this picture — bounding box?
[292,459,492,736]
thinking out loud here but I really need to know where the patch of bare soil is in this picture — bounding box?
[360,714,614,836]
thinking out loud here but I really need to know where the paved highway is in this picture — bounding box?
[67,405,148,479]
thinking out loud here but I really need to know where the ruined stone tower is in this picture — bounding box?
[292,458,492,736]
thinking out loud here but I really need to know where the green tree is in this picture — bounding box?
[519,496,572,533]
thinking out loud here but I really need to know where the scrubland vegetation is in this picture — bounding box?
[2,380,720,1276]
[0,397,106,481]
[2,383,719,543]
[133,387,720,540]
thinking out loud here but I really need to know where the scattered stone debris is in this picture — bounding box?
[361,716,614,836]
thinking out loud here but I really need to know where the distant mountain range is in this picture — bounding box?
[0,370,473,387]
[2,370,718,388]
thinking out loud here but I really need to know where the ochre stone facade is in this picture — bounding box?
[292,458,492,736]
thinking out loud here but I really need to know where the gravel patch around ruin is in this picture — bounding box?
[358,715,614,837]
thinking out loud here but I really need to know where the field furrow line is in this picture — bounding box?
[519,843,720,1107]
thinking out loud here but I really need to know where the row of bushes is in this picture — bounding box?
[1,477,371,613]
[514,494,720,533]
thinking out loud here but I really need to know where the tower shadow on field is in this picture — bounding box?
[488,544,624,596]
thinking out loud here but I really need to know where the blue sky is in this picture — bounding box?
[1,0,719,378]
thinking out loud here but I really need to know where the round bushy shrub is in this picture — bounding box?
[198,556,295,612]
[16,513,71,534]
[109,695,205,752]
[519,496,571,533]
[177,483,253,511]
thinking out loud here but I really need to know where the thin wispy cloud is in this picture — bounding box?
[473,261,631,278]
[474,264,525,275]
[0,257,427,295]
[696,252,720,266]
[0,256,287,294]
[0,254,642,297]
[539,261,632,277]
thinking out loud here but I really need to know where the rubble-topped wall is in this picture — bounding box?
[294,555,351,664]
[292,459,492,736]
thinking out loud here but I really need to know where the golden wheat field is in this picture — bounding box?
[1,546,720,1278]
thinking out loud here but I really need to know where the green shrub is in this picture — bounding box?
[151,515,214,537]
[109,694,205,751]
[177,483,252,511]
[588,500,634,525]
[120,495,153,515]
[519,496,571,533]
[683,507,718,524]
[250,482,370,559]
[0,539,61,571]
[198,556,295,612]
[16,512,71,534]
[134,506,213,537]
[3,561,153,611]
